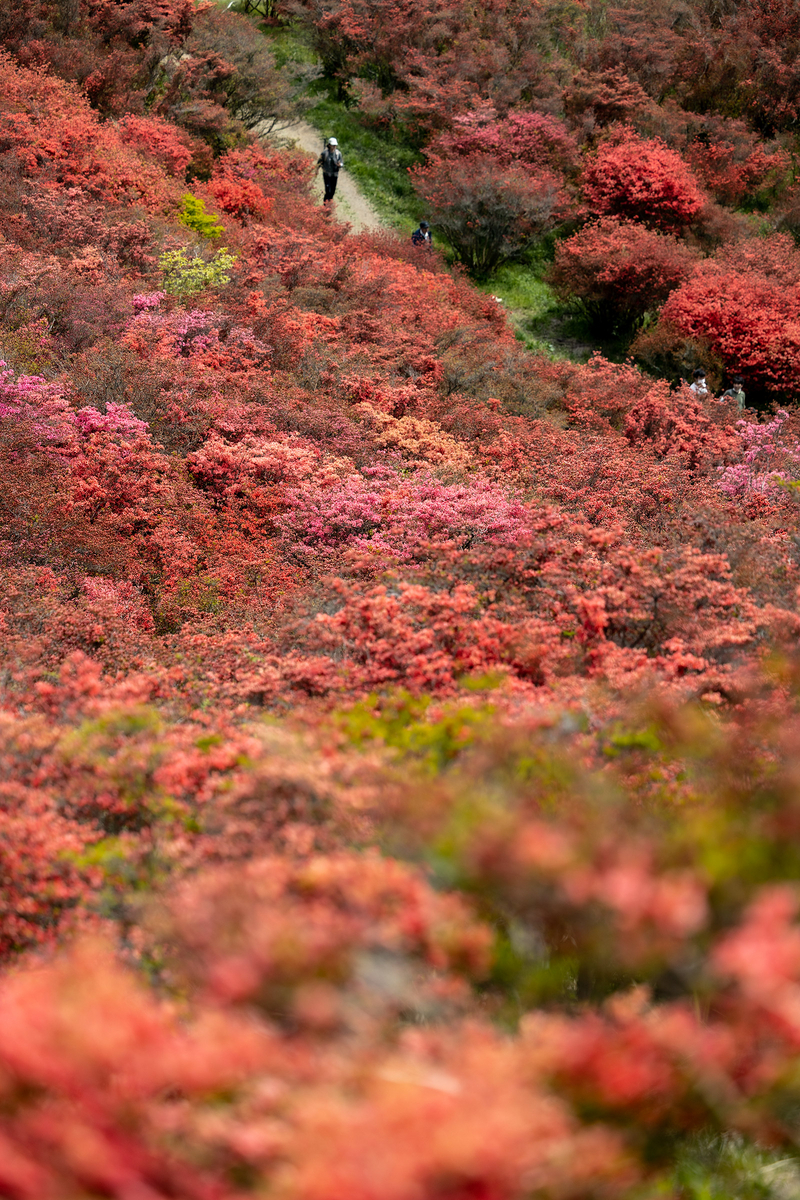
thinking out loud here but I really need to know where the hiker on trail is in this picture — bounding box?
[721,375,746,410]
[411,220,432,248]
[690,367,709,398]
[317,137,344,204]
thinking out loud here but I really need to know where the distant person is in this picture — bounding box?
[411,220,432,248]
[317,137,344,203]
[690,367,709,398]
[722,375,746,410]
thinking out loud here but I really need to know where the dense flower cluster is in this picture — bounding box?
[580,129,707,233]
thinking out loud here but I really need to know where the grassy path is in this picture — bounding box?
[252,23,590,361]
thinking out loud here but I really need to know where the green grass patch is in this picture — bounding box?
[478,263,555,316]
[260,22,319,68]
[477,262,570,359]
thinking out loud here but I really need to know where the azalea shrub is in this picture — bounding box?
[431,108,581,173]
[659,234,800,400]
[276,465,529,560]
[581,128,707,234]
[547,217,697,331]
[683,119,789,209]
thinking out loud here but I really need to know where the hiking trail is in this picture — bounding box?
[259,119,385,233]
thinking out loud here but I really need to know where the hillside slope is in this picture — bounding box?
[3,3,800,1198]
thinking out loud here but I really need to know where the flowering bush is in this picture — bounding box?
[208,153,274,221]
[658,235,800,400]
[117,114,199,178]
[0,362,147,445]
[717,411,800,498]
[160,850,492,1011]
[548,218,697,330]
[582,129,706,234]
[278,467,529,561]
[685,127,789,208]
[432,108,581,173]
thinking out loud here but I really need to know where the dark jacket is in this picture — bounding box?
[318,147,344,175]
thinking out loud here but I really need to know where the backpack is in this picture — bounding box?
[321,148,342,173]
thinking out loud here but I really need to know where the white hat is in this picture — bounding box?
[327,137,338,146]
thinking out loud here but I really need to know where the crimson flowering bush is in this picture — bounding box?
[117,114,199,179]
[684,127,789,209]
[208,149,275,222]
[0,939,276,1200]
[0,776,100,959]
[547,218,697,331]
[186,430,348,541]
[623,382,738,469]
[431,108,580,173]
[581,128,706,234]
[277,465,529,561]
[188,431,334,494]
[0,52,180,210]
[294,578,541,694]
[659,235,800,400]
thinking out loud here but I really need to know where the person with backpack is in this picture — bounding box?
[317,137,344,204]
[411,220,432,248]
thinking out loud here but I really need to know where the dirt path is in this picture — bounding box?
[258,119,385,233]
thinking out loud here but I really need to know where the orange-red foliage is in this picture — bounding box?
[3,7,800,1199]
[0,51,181,209]
[660,235,800,400]
[548,218,697,330]
[581,128,706,234]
